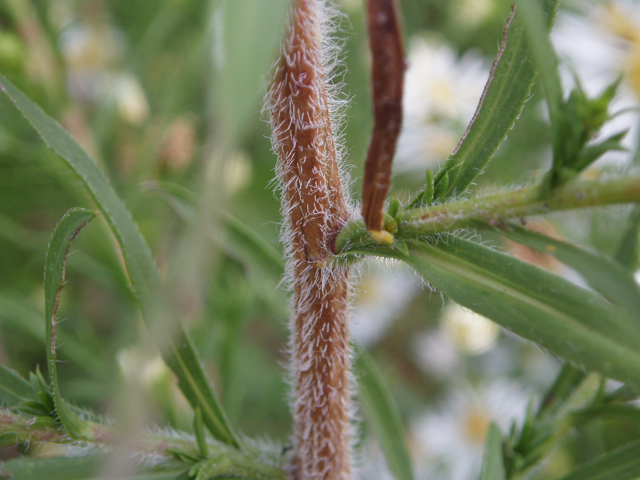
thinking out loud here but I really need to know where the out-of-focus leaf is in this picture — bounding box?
[187,451,288,480]
[211,0,290,144]
[536,363,586,422]
[0,364,37,406]
[572,405,640,424]
[615,205,640,270]
[516,0,562,127]
[0,293,110,378]
[512,373,601,478]
[140,180,196,220]
[0,74,239,448]
[558,440,640,480]
[480,423,506,480]
[436,0,558,199]
[142,181,283,280]
[356,347,414,480]
[347,235,640,388]
[0,455,188,480]
[142,180,285,307]
[44,208,97,439]
[481,221,640,317]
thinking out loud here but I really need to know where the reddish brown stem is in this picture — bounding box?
[361,0,405,233]
[268,1,353,479]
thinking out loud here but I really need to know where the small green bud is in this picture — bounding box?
[424,169,434,206]
[433,171,450,199]
[382,212,398,234]
[394,239,409,256]
[387,197,401,219]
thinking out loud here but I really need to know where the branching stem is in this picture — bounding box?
[337,175,640,252]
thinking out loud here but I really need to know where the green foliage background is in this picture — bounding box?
[1,0,640,479]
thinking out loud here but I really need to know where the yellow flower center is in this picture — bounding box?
[463,408,491,444]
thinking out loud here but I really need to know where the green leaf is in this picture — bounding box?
[355,347,415,480]
[0,293,110,378]
[479,423,506,480]
[220,210,284,282]
[437,0,558,198]
[0,456,99,480]
[516,0,562,128]
[211,0,290,145]
[572,405,640,425]
[480,221,640,317]
[575,131,627,172]
[536,363,587,422]
[0,74,239,448]
[193,408,208,458]
[187,451,287,480]
[615,205,640,270]
[142,181,284,283]
[0,364,37,406]
[349,235,640,388]
[558,440,640,480]
[44,208,97,439]
[0,455,188,480]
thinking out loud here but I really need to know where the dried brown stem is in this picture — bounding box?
[361,0,405,233]
[268,0,353,478]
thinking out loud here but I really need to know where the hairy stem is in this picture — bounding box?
[337,175,640,252]
[0,407,287,478]
[268,1,353,478]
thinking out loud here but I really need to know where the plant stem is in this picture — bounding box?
[337,174,640,252]
[0,407,287,478]
[268,0,353,478]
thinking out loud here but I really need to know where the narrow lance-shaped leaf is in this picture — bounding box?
[516,0,563,131]
[0,293,110,378]
[212,0,290,146]
[536,363,586,422]
[0,364,37,407]
[345,235,640,389]
[558,440,640,480]
[0,74,239,448]
[356,346,414,480]
[44,208,97,439]
[615,205,640,270]
[436,0,558,199]
[0,454,188,480]
[479,221,640,318]
[141,181,284,281]
[479,423,506,480]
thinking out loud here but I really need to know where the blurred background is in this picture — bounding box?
[1,0,639,478]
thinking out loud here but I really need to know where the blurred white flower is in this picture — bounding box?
[357,440,395,480]
[222,150,254,194]
[553,0,640,166]
[413,328,461,380]
[440,303,500,355]
[111,73,150,126]
[351,262,419,347]
[413,304,499,379]
[455,0,496,29]
[60,15,149,126]
[116,348,167,387]
[411,380,529,480]
[395,39,489,172]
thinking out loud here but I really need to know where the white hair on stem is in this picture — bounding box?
[266,0,360,479]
